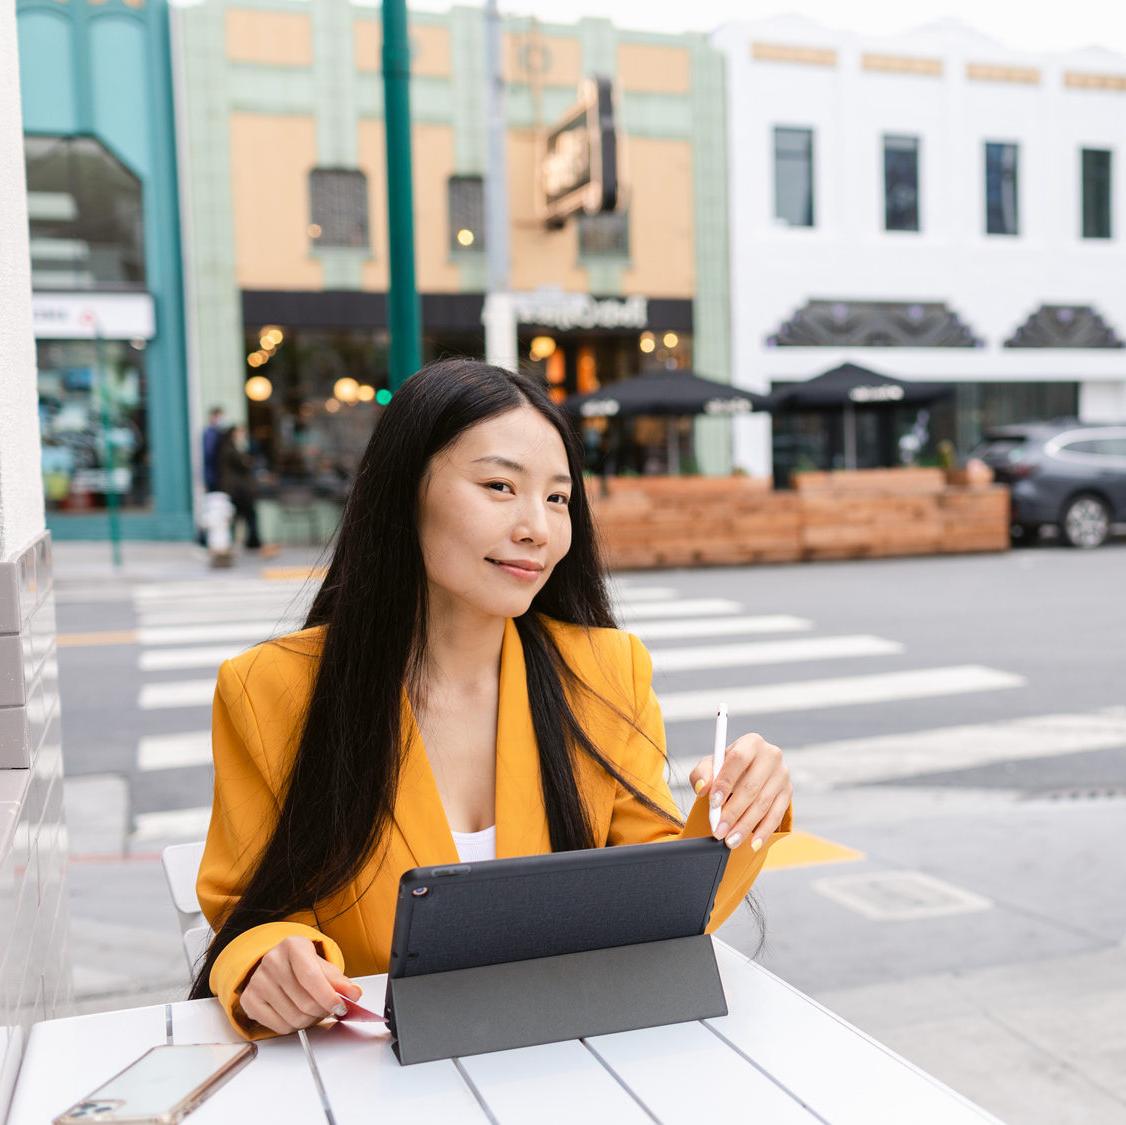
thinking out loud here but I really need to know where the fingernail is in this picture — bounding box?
[710,791,724,809]
[726,832,742,849]
[751,838,763,852]
[332,1002,348,1018]
[715,821,729,838]
[693,778,706,794]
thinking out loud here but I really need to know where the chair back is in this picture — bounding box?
[161,841,213,973]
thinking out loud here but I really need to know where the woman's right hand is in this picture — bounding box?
[238,936,363,1035]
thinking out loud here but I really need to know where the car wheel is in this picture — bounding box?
[1061,494,1111,549]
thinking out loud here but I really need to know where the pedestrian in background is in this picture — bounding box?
[216,424,279,558]
[201,406,225,493]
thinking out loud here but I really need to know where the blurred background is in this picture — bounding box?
[7,1,1126,1122]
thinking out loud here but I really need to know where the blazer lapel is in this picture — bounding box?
[394,691,460,868]
[495,617,551,858]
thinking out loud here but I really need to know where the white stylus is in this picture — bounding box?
[709,704,728,835]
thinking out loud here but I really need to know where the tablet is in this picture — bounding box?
[386,835,730,980]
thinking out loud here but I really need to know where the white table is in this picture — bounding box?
[8,941,1000,1124]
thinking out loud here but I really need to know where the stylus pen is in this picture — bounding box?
[709,704,728,835]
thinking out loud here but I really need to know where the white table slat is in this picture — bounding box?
[7,1005,166,1125]
[708,944,1002,1125]
[585,1019,820,1123]
[456,1038,655,1124]
[303,973,490,1124]
[169,995,328,1122]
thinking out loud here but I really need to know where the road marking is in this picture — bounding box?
[660,665,1026,724]
[812,871,992,921]
[139,646,243,671]
[58,629,138,648]
[138,621,298,646]
[650,635,903,674]
[629,615,812,641]
[617,598,744,622]
[764,832,865,871]
[132,805,212,843]
[138,731,212,771]
[785,706,1126,789]
[133,580,309,600]
[139,680,216,710]
[136,603,307,627]
[609,586,678,602]
[261,566,327,582]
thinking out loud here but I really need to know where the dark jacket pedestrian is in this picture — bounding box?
[216,425,263,550]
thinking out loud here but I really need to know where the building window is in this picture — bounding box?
[1081,148,1112,239]
[985,142,1019,236]
[773,127,815,228]
[24,134,146,290]
[448,175,485,251]
[578,210,629,256]
[308,168,369,249]
[883,135,920,232]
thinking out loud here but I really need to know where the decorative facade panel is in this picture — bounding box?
[768,300,980,347]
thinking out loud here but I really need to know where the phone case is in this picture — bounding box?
[53,1042,257,1124]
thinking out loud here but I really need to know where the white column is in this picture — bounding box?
[1078,379,1126,423]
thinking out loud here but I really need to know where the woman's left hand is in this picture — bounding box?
[689,733,791,852]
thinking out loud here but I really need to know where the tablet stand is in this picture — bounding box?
[384,933,727,1065]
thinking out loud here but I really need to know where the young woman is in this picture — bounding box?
[192,359,793,1039]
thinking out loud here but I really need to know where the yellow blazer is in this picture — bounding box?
[200,615,793,1038]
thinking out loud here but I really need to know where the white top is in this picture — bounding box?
[450,824,497,863]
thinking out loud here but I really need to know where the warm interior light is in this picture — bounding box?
[324,398,341,414]
[663,331,679,348]
[262,326,284,346]
[357,384,375,402]
[245,375,273,402]
[247,352,264,368]
[456,228,475,247]
[529,335,557,360]
[333,377,359,403]
[639,332,656,354]
[308,223,322,239]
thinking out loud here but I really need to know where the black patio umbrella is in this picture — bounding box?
[771,363,951,469]
[564,370,772,476]
[564,369,773,419]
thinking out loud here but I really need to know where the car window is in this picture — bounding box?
[1061,438,1126,456]
[973,437,1028,461]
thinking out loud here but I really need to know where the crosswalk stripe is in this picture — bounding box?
[660,665,1026,724]
[138,731,212,771]
[132,805,212,842]
[133,581,308,600]
[785,705,1126,789]
[139,646,243,671]
[139,680,216,710]
[138,621,299,646]
[608,586,678,602]
[617,598,744,622]
[650,635,902,674]
[629,615,812,641]
[137,603,306,627]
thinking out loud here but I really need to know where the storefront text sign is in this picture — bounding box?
[511,291,648,331]
[32,292,156,340]
[849,385,905,402]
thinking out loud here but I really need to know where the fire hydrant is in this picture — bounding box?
[202,491,235,568]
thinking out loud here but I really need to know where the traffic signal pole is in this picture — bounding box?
[382,0,422,391]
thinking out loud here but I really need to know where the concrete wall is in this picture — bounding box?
[0,2,72,1115]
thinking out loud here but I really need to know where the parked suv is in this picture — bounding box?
[972,420,1126,548]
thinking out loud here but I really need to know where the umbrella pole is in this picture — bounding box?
[844,403,858,470]
[666,419,680,475]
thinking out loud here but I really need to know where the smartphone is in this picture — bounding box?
[53,1042,257,1124]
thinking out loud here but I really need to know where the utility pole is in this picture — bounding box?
[483,0,518,372]
[382,0,421,390]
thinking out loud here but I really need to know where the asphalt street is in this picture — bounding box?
[52,537,1126,1124]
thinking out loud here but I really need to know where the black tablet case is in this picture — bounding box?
[383,837,730,1064]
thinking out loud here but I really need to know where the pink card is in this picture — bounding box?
[335,992,386,1024]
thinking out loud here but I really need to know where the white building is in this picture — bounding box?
[714,16,1126,478]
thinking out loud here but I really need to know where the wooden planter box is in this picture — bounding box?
[585,471,1010,570]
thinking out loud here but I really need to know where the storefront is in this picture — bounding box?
[19,0,192,539]
[238,289,694,484]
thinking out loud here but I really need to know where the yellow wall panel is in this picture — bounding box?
[503,32,582,88]
[354,21,450,78]
[621,137,694,297]
[229,113,322,289]
[356,121,389,292]
[225,9,312,67]
[617,42,691,94]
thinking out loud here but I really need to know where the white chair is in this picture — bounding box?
[160,840,213,975]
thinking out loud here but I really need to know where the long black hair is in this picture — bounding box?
[190,359,692,998]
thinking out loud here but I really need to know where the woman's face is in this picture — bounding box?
[417,405,574,622]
